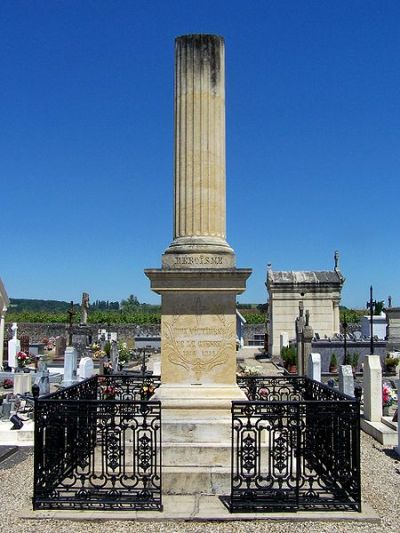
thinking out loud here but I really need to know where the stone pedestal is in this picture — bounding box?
[364,355,382,422]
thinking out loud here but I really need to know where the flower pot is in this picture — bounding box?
[329,366,337,374]
[386,366,396,375]
[288,364,297,374]
[383,405,390,416]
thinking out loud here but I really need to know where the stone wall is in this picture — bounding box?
[4,323,161,343]
[4,322,266,346]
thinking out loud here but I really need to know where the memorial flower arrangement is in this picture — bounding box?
[382,383,396,407]
[141,381,156,401]
[102,385,117,400]
[2,378,13,389]
[16,351,30,368]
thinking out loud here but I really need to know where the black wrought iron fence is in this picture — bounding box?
[33,375,162,511]
[232,376,361,512]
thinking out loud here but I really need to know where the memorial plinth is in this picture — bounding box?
[145,35,251,493]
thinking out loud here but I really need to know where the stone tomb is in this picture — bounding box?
[146,35,251,494]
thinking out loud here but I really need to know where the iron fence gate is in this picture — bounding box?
[33,375,162,511]
[232,376,361,512]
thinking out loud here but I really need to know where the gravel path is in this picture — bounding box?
[0,433,399,533]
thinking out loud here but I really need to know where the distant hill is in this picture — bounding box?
[9,298,71,312]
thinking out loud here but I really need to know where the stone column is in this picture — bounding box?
[0,307,6,366]
[364,355,382,422]
[301,310,314,376]
[163,34,234,267]
[145,35,251,494]
[333,299,340,333]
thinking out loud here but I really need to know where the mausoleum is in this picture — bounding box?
[266,253,345,356]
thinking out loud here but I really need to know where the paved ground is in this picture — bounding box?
[0,432,398,532]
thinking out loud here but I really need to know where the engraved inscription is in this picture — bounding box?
[174,255,224,266]
[163,314,234,380]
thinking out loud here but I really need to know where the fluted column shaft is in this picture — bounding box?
[174,34,226,241]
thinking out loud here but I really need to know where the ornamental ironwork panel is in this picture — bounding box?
[33,376,162,511]
[231,376,361,513]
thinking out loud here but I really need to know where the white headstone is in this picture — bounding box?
[280,332,289,351]
[13,373,32,395]
[306,353,321,382]
[339,365,354,397]
[79,356,94,380]
[63,346,78,387]
[364,355,382,422]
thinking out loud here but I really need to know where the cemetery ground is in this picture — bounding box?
[0,431,398,532]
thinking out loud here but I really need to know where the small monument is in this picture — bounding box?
[145,35,251,493]
[8,323,21,370]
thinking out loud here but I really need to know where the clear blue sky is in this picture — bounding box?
[1,1,399,308]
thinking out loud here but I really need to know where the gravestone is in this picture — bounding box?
[339,365,354,397]
[55,335,67,357]
[62,346,78,387]
[110,341,119,373]
[79,357,94,380]
[8,323,20,370]
[280,332,289,351]
[306,353,321,382]
[364,355,382,422]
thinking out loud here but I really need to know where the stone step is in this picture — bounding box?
[381,416,397,432]
[162,418,231,443]
[162,442,231,467]
[360,417,397,445]
[162,465,231,495]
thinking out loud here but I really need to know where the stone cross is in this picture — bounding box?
[67,301,76,346]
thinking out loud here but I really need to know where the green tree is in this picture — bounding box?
[120,295,140,312]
